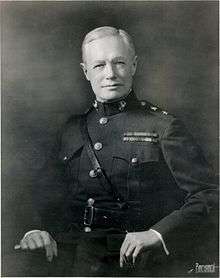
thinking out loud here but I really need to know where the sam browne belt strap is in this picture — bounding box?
[79,116,121,202]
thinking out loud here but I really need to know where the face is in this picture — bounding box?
[81,35,137,102]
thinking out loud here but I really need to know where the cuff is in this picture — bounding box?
[149,229,170,255]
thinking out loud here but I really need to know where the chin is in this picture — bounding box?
[100,89,127,102]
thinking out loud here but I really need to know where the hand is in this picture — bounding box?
[14,230,57,262]
[120,230,161,267]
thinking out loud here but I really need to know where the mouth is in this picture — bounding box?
[102,84,123,88]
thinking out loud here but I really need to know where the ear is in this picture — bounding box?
[80,62,90,81]
[131,55,138,76]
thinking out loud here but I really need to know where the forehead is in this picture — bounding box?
[84,35,131,62]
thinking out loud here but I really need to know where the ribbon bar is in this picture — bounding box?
[123,137,158,143]
[123,132,158,138]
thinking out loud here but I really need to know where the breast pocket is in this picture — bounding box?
[110,143,160,201]
[59,143,83,182]
[128,143,160,200]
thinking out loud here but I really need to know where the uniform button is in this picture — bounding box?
[63,156,68,161]
[94,142,103,151]
[131,157,138,164]
[84,226,92,232]
[87,198,95,206]
[99,117,108,125]
[89,169,97,178]
[96,168,102,175]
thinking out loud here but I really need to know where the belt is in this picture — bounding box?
[52,201,147,252]
[83,198,132,231]
[84,205,128,230]
[69,200,147,234]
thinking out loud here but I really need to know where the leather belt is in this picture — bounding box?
[84,205,128,230]
[80,116,122,201]
[69,200,145,232]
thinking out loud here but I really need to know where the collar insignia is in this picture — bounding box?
[150,106,158,111]
[93,100,98,109]
[118,100,127,111]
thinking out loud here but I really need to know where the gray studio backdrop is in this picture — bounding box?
[2,0,218,262]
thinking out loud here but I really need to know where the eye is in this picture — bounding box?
[116,61,125,65]
[93,64,104,69]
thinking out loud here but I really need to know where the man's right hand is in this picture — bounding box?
[14,230,57,262]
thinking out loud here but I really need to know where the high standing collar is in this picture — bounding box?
[92,91,139,117]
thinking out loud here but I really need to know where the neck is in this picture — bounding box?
[96,89,132,103]
[92,89,138,117]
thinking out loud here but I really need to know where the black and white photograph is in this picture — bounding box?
[1,1,219,277]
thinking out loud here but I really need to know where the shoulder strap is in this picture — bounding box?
[79,116,121,201]
[80,116,101,172]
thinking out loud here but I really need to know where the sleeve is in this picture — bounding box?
[14,131,65,242]
[31,126,71,236]
[151,118,218,254]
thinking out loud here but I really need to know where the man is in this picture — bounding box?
[15,26,217,276]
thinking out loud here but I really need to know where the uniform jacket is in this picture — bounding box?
[35,92,217,255]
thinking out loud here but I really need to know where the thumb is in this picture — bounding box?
[52,239,58,257]
[14,244,21,250]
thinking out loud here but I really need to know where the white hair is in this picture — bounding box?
[81,26,136,62]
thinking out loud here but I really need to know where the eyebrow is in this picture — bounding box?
[92,56,127,64]
[113,56,126,60]
[92,60,106,64]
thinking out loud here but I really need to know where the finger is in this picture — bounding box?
[40,231,50,247]
[52,239,58,257]
[28,233,44,249]
[120,236,131,257]
[132,245,142,265]
[120,239,130,268]
[120,255,123,268]
[125,244,136,260]
[45,245,53,262]
[120,240,127,267]
[40,231,54,262]
[19,239,29,250]
[44,244,53,262]
[120,256,126,268]
[120,245,127,268]
[42,232,58,261]
[27,238,37,250]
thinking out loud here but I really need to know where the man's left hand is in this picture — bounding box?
[120,230,162,267]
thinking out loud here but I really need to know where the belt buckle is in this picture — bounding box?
[83,198,95,226]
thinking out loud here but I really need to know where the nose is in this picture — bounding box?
[105,63,116,79]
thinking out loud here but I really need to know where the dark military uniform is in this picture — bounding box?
[32,91,217,277]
